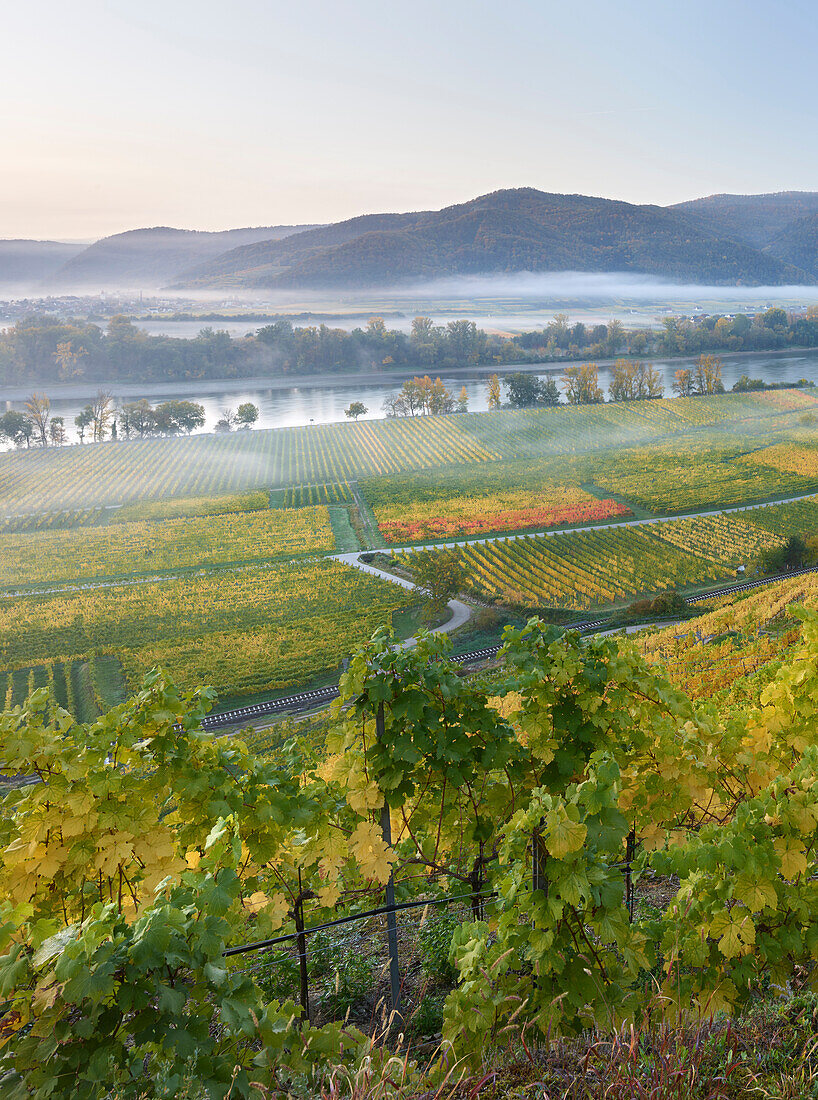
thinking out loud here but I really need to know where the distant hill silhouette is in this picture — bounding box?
[670,191,818,249]
[176,188,812,290]
[0,240,85,290]
[52,225,321,290]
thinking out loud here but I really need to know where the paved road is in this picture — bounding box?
[343,553,473,647]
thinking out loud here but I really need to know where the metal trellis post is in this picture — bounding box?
[377,700,403,1033]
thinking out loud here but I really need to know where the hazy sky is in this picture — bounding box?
[5,0,818,239]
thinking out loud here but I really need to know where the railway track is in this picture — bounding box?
[204,566,818,731]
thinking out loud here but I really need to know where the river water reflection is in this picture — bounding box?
[4,349,818,443]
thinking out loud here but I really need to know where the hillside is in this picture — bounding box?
[175,210,431,286]
[0,239,85,291]
[51,224,321,290]
[670,190,818,248]
[765,211,818,277]
[176,188,812,290]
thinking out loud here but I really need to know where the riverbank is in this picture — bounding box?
[3,344,818,403]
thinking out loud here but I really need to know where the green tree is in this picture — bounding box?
[505,372,543,408]
[345,401,368,421]
[236,401,259,428]
[48,415,66,446]
[758,535,808,574]
[409,548,467,619]
[74,406,94,444]
[540,377,561,406]
[153,400,206,435]
[760,306,788,329]
[120,399,156,439]
[0,410,32,448]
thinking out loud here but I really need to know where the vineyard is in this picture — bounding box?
[0,507,107,534]
[591,444,818,513]
[0,559,416,699]
[0,505,335,588]
[623,573,818,704]
[1,389,816,513]
[742,440,818,477]
[640,512,785,564]
[429,525,728,610]
[8,603,818,1095]
[275,481,355,507]
[373,487,631,543]
[408,505,811,610]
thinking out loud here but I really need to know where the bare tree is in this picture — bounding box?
[91,391,115,441]
[214,407,237,432]
[24,393,51,447]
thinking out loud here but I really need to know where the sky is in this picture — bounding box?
[4,0,818,239]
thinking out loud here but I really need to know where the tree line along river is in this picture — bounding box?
[3,347,818,444]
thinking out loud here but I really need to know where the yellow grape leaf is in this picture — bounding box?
[710,910,756,959]
[348,822,395,884]
[544,805,586,860]
[734,875,777,913]
[244,891,269,914]
[32,980,62,1012]
[244,891,290,928]
[703,977,738,1017]
[60,814,91,838]
[267,892,290,928]
[790,802,818,836]
[32,844,65,878]
[318,882,341,907]
[347,780,384,816]
[185,850,201,870]
[775,838,808,879]
[638,822,664,851]
[317,753,344,782]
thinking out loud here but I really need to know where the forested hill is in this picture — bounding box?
[765,213,818,278]
[176,188,812,290]
[49,224,321,290]
[670,191,818,249]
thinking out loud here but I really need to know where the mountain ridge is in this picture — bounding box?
[48,224,322,290]
[175,187,814,290]
[6,189,818,293]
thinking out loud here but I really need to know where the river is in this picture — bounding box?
[3,348,818,444]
